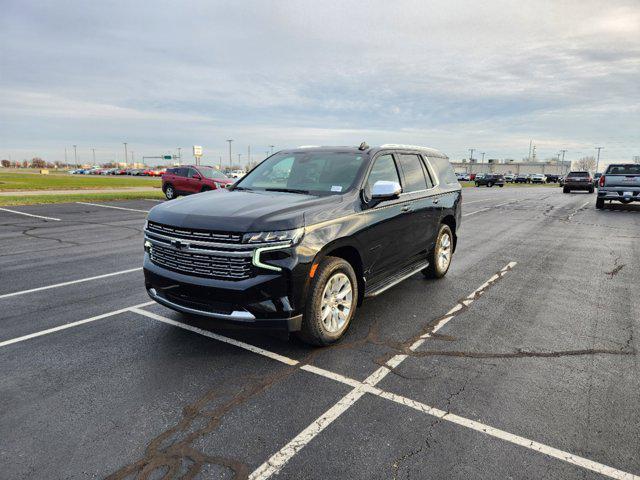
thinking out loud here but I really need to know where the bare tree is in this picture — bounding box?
[1,159,10,168]
[573,156,596,172]
[31,157,47,169]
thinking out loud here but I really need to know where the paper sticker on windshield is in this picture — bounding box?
[331,185,343,192]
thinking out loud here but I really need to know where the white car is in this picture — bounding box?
[530,173,547,184]
[229,169,246,179]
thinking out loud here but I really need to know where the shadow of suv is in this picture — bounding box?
[144,144,462,345]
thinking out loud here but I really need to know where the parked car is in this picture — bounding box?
[161,165,233,199]
[545,174,560,183]
[515,174,529,183]
[563,171,594,193]
[596,164,640,209]
[475,173,505,187]
[144,144,462,345]
[530,173,546,184]
[504,174,515,183]
[593,172,602,186]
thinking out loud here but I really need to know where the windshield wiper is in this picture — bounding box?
[232,186,253,191]
[265,188,310,194]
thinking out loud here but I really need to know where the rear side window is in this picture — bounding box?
[606,165,640,175]
[428,156,459,185]
[397,154,428,192]
[173,168,187,177]
[187,168,198,178]
[367,154,401,191]
[166,168,175,175]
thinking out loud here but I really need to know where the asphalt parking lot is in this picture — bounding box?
[1,188,638,480]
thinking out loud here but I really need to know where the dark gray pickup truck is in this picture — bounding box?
[596,164,640,209]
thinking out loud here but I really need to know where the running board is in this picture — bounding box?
[364,260,429,298]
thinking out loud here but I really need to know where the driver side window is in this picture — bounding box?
[367,154,401,193]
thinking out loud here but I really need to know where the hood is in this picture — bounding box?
[148,189,343,232]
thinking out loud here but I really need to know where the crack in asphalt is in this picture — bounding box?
[605,255,626,278]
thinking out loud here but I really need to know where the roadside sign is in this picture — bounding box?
[193,145,203,157]
[163,155,172,160]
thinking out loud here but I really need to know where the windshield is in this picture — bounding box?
[568,172,589,177]
[235,151,365,194]
[198,167,229,180]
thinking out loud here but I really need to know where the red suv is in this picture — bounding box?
[161,165,233,200]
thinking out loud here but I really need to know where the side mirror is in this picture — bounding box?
[192,173,202,180]
[371,180,401,200]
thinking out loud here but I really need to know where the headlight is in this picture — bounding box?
[243,228,304,244]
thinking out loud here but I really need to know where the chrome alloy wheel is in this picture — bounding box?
[437,231,452,271]
[320,272,353,333]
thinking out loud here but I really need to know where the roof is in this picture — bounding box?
[282,144,448,158]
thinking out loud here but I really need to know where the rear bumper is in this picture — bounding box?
[565,182,593,190]
[597,190,640,202]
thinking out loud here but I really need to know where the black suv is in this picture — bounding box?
[475,174,505,187]
[143,145,462,345]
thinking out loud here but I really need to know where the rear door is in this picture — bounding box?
[395,152,440,264]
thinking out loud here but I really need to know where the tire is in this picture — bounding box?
[164,184,176,200]
[487,182,493,187]
[563,187,569,193]
[596,198,604,209]
[498,184,504,188]
[475,182,479,187]
[588,187,594,194]
[201,186,212,193]
[422,224,454,279]
[298,256,358,346]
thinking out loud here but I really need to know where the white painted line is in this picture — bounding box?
[0,207,61,221]
[0,267,143,299]
[463,198,495,205]
[0,301,154,348]
[129,308,299,366]
[129,288,639,480]
[462,207,491,217]
[581,201,591,209]
[250,263,517,479]
[76,201,149,213]
[370,388,639,480]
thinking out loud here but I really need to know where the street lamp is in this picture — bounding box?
[269,145,275,155]
[123,142,128,168]
[73,145,78,168]
[595,146,604,173]
[226,139,233,169]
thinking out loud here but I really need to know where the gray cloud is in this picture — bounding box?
[1,0,639,164]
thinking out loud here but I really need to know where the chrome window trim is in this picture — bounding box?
[144,229,289,250]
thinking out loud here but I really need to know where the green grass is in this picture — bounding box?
[0,190,165,206]
[0,171,160,191]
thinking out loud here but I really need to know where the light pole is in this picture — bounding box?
[269,145,275,155]
[91,148,96,165]
[481,152,485,163]
[595,146,603,173]
[237,153,242,166]
[64,147,68,165]
[226,139,233,170]
[247,145,251,167]
[560,149,567,175]
[177,147,182,166]
[123,142,128,168]
[73,145,78,168]
[468,148,475,162]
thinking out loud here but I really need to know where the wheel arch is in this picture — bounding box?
[441,214,458,253]
[314,242,365,306]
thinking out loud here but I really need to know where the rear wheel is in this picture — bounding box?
[563,187,570,193]
[298,257,358,346]
[588,187,594,194]
[422,224,453,279]
[164,184,176,200]
[595,198,604,209]
[498,184,504,187]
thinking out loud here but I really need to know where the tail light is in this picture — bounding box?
[599,175,605,187]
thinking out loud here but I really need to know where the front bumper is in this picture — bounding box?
[144,256,303,331]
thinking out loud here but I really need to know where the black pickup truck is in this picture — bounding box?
[596,164,640,209]
[143,144,462,345]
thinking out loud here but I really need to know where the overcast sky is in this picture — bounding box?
[1,0,639,166]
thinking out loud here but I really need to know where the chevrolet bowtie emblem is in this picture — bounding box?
[171,239,189,249]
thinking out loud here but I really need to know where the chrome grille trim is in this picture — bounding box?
[147,221,242,243]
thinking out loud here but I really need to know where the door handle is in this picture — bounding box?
[401,204,412,212]
[433,198,439,204]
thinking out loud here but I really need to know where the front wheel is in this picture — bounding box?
[588,187,594,194]
[423,224,453,279]
[563,187,569,193]
[498,184,504,188]
[164,184,176,200]
[298,257,358,346]
[487,182,493,187]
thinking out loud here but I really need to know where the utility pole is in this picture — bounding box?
[177,147,182,166]
[269,145,275,155]
[226,139,233,170]
[247,145,251,167]
[560,149,567,175]
[123,142,128,168]
[64,147,68,165]
[131,151,134,165]
[595,146,603,173]
[73,145,78,168]
[91,148,96,165]
[468,148,475,162]
[481,152,485,163]
[237,153,242,166]
[528,139,532,161]
[219,155,223,170]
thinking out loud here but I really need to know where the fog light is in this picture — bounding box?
[144,240,152,253]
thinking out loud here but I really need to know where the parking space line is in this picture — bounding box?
[0,207,61,221]
[0,268,142,299]
[126,286,639,480]
[0,301,154,348]
[462,207,491,217]
[251,263,517,479]
[76,201,149,213]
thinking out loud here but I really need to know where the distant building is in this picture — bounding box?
[451,159,571,175]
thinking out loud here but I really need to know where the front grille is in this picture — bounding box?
[147,221,242,244]
[150,243,253,280]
